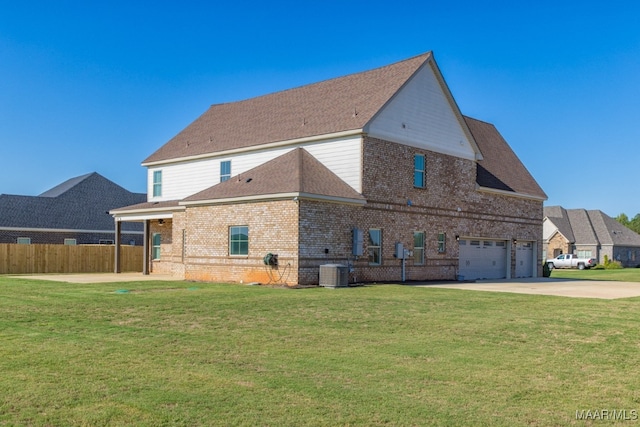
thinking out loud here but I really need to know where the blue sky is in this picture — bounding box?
[1,1,639,217]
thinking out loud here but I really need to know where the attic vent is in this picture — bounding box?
[352,107,358,117]
[246,178,253,183]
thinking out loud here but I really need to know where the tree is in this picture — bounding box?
[616,213,640,234]
[616,213,630,227]
[629,214,640,234]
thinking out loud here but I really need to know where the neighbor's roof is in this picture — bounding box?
[544,206,575,242]
[544,206,640,247]
[182,148,366,205]
[0,172,146,232]
[465,116,547,199]
[143,52,433,164]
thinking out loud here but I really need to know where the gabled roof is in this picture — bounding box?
[182,148,366,205]
[544,206,640,247]
[544,206,575,242]
[465,117,547,200]
[143,53,433,165]
[0,173,146,232]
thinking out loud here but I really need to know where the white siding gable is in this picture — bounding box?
[148,135,362,202]
[365,62,477,160]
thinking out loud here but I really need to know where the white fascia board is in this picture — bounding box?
[142,129,365,167]
[180,192,367,207]
[113,212,176,222]
[476,185,547,202]
[110,205,184,221]
[0,226,143,235]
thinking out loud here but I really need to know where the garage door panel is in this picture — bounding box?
[459,239,507,280]
[515,242,533,278]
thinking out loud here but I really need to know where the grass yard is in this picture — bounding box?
[550,267,640,282]
[2,277,640,426]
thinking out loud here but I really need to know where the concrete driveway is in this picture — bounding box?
[423,277,640,300]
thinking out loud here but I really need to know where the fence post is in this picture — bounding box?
[114,219,122,273]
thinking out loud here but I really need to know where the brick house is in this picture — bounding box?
[543,206,640,267]
[0,172,146,245]
[112,52,547,285]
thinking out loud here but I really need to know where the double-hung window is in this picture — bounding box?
[414,154,425,188]
[220,160,231,182]
[368,229,382,265]
[153,170,162,197]
[414,232,425,265]
[152,233,161,260]
[229,226,249,256]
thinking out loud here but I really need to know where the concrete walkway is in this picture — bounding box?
[421,277,640,299]
[6,272,179,283]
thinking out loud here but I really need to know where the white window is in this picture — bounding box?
[413,232,425,265]
[153,170,162,197]
[220,160,231,182]
[99,239,115,245]
[64,239,77,245]
[368,229,382,265]
[17,237,31,244]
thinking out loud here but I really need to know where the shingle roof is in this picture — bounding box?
[544,206,575,242]
[465,116,547,199]
[143,53,433,164]
[182,148,366,204]
[0,173,146,232]
[544,206,640,247]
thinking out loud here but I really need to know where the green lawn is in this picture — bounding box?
[550,267,640,282]
[2,277,640,426]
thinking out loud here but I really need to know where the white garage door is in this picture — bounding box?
[459,239,507,280]
[515,242,534,278]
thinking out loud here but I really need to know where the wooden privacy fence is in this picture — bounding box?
[0,244,143,274]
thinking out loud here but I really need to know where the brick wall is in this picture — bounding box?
[181,200,299,285]
[151,135,543,286]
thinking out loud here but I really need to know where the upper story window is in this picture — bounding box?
[414,154,425,188]
[17,237,31,244]
[220,160,231,182]
[153,170,162,197]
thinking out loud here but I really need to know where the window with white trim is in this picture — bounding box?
[413,232,425,265]
[153,170,162,197]
[152,233,161,260]
[64,239,77,245]
[220,160,231,182]
[17,237,31,244]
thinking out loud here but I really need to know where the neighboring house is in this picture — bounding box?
[112,52,547,285]
[543,206,640,267]
[0,172,146,245]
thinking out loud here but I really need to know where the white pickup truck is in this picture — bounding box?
[546,254,597,270]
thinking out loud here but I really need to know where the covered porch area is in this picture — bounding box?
[110,201,184,276]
